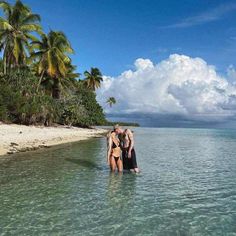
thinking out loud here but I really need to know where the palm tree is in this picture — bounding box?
[64,64,80,84]
[59,63,80,95]
[106,97,116,107]
[0,0,42,74]
[30,31,74,98]
[84,67,103,91]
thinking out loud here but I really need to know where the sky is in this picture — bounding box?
[5,0,236,76]
[4,0,236,127]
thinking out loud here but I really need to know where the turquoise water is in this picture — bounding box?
[1,128,236,236]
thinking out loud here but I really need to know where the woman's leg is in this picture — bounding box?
[117,158,123,172]
[110,156,117,172]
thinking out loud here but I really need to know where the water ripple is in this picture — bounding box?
[1,128,236,235]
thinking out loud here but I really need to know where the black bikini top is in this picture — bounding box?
[111,132,120,149]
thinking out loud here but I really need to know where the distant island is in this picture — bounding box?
[105,121,140,127]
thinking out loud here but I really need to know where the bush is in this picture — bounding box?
[0,68,107,127]
[57,95,87,126]
[76,84,106,126]
[0,69,57,125]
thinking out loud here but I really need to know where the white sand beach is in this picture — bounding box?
[0,123,107,156]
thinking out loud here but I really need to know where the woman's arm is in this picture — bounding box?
[127,129,134,158]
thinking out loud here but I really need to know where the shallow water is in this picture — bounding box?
[1,128,236,236]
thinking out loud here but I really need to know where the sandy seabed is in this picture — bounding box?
[0,123,107,156]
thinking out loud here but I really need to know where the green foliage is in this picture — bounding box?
[0,67,106,127]
[30,30,75,99]
[0,68,57,125]
[106,97,116,107]
[57,95,87,126]
[0,0,42,74]
[0,0,107,128]
[84,67,103,91]
[0,83,9,121]
[76,83,106,126]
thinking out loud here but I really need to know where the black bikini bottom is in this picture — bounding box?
[113,156,120,162]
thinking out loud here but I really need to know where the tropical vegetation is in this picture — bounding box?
[0,0,108,127]
[106,97,116,107]
[84,68,103,91]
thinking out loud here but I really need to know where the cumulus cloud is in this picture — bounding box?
[96,54,236,122]
[227,65,236,82]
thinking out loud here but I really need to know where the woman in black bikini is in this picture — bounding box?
[107,130,123,172]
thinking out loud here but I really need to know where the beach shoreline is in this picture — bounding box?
[0,123,107,157]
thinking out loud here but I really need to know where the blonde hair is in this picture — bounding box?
[106,130,112,139]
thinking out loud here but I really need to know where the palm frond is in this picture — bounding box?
[21,13,41,25]
[25,33,39,42]
[20,23,42,32]
[0,1,12,18]
[47,50,57,77]
[0,17,13,30]
[13,37,21,64]
[56,55,67,77]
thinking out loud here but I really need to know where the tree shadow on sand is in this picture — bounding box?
[65,158,103,170]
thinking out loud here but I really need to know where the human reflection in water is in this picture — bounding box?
[107,172,137,210]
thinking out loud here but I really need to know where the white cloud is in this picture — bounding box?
[227,65,236,82]
[163,3,236,29]
[96,54,236,122]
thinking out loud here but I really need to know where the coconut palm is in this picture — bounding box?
[30,31,74,98]
[0,0,42,74]
[106,97,116,107]
[64,64,80,85]
[84,67,103,91]
[58,63,80,95]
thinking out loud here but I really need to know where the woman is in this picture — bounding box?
[107,130,123,172]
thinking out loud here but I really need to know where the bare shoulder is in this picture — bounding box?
[106,131,112,138]
[126,129,133,137]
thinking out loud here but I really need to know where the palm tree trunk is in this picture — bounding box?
[6,53,12,75]
[36,71,45,92]
[52,78,60,99]
[3,44,12,76]
[3,56,7,75]
[3,44,8,75]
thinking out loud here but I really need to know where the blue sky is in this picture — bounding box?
[3,0,236,127]
[6,0,236,77]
